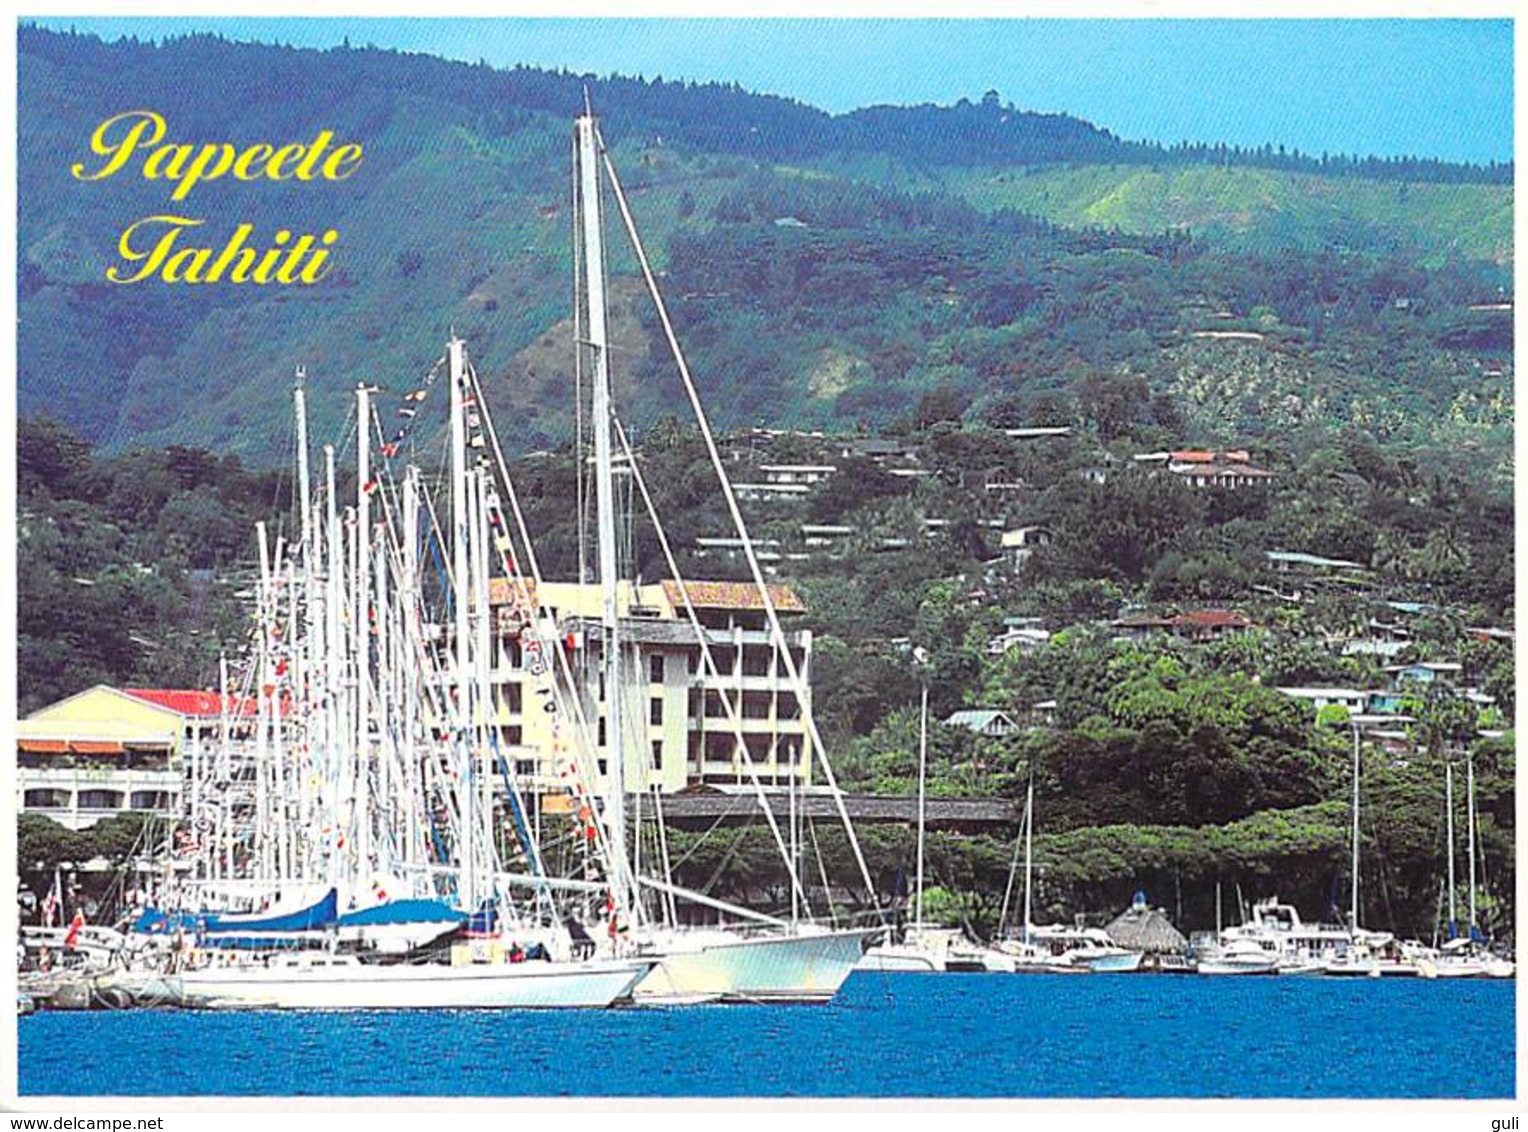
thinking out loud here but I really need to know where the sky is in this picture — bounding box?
[26,16,1515,164]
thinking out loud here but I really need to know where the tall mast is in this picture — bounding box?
[576,110,628,899]
[294,370,313,565]
[402,466,421,871]
[1467,752,1477,930]
[255,521,274,883]
[1445,759,1457,935]
[473,469,496,887]
[448,336,477,914]
[294,369,319,884]
[323,443,344,893]
[1349,724,1360,932]
[218,652,230,881]
[1022,768,1034,941]
[914,680,928,929]
[355,384,373,887]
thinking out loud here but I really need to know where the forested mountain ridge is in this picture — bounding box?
[17,24,1513,466]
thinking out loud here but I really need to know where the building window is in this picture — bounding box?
[651,741,663,771]
[506,640,523,669]
[77,789,123,811]
[515,759,537,777]
[598,758,608,776]
[505,683,523,714]
[650,697,664,726]
[598,718,607,747]
[22,789,68,809]
[650,654,665,684]
[504,725,523,746]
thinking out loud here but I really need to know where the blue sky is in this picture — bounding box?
[27,17,1515,163]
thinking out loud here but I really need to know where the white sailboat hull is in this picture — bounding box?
[168,958,654,1010]
[857,945,942,972]
[1196,956,1279,975]
[634,927,872,1003]
[1082,950,1143,973]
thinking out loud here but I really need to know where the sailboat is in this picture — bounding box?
[992,770,1140,974]
[1426,753,1513,979]
[859,670,1013,973]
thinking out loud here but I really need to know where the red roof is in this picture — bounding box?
[1169,450,1218,463]
[121,689,258,718]
[661,580,805,613]
[1171,610,1252,628]
[1170,463,1275,479]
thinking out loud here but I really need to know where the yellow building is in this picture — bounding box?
[17,686,251,830]
[486,577,815,798]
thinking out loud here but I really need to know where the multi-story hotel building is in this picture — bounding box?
[485,577,815,800]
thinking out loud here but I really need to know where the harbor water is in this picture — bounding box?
[18,971,1515,1098]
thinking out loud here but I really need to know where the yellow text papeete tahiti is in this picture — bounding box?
[71,110,362,285]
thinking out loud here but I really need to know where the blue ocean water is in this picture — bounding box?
[18,972,1515,1098]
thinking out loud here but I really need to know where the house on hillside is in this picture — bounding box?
[1138,448,1276,489]
[1168,609,1254,641]
[1266,550,1367,575]
[1388,661,1464,688]
[943,709,1018,738]
[838,437,919,465]
[758,464,837,486]
[1000,525,1053,572]
[985,626,1052,657]
[1276,687,1368,717]
[1004,426,1073,440]
[1164,449,1277,489]
[1111,613,1176,641]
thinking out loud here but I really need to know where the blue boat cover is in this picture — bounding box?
[132,888,339,935]
[337,899,467,927]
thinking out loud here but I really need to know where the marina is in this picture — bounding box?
[13,20,1516,1106]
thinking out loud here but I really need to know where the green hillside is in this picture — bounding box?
[16,27,1514,465]
[822,160,1512,264]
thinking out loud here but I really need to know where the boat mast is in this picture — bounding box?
[1022,768,1034,941]
[1467,752,1477,931]
[402,466,421,874]
[355,383,374,889]
[218,651,230,882]
[448,336,477,915]
[1349,723,1360,932]
[1445,759,1457,936]
[253,521,270,883]
[914,678,928,930]
[576,109,628,906]
[298,375,328,887]
[323,443,345,894]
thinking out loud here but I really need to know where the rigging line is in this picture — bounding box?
[613,415,813,919]
[997,767,1030,938]
[599,135,880,915]
[806,813,838,928]
[663,805,737,874]
[698,810,757,899]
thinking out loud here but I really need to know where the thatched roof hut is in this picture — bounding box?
[1105,896,1188,955]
